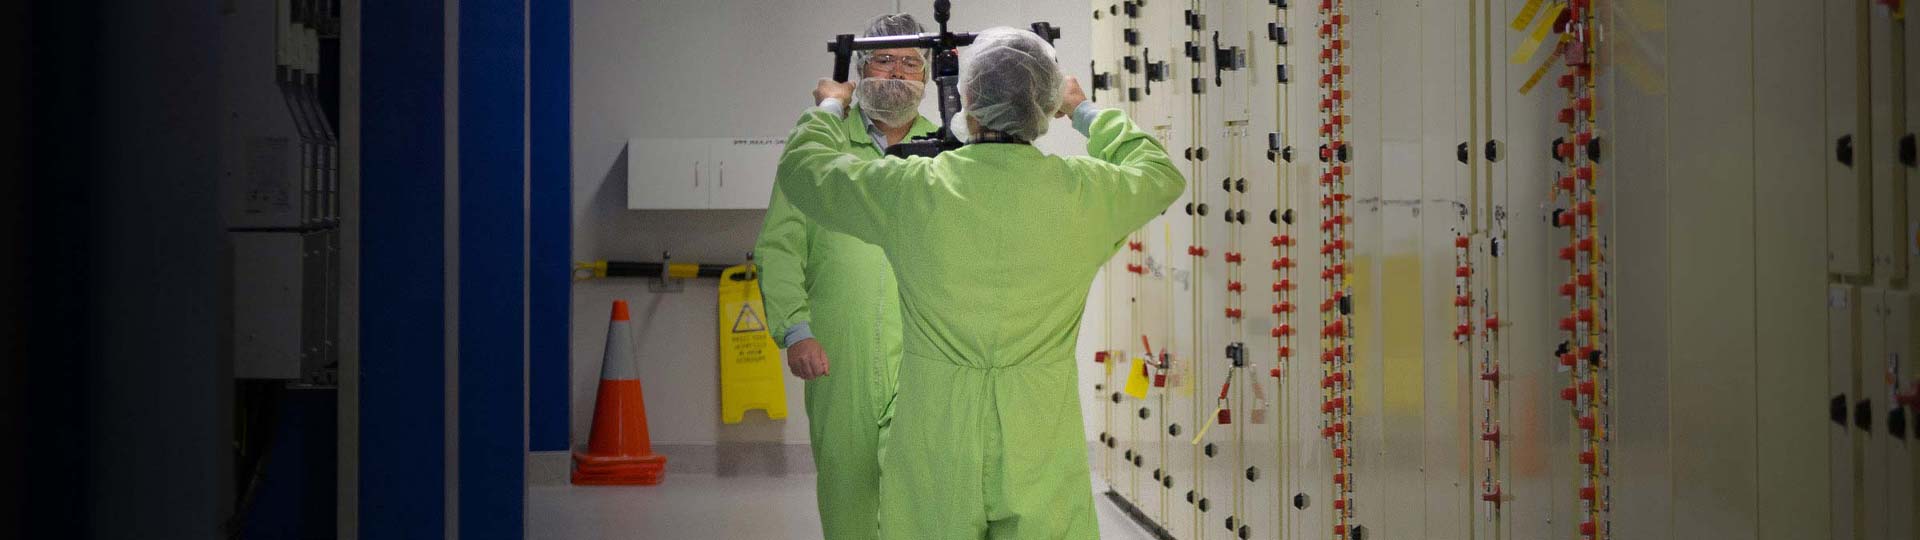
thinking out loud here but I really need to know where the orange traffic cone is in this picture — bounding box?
[572,300,667,485]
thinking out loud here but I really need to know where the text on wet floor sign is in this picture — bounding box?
[718,264,788,423]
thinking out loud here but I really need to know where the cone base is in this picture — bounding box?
[571,451,667,485]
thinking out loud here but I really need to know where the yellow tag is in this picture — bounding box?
[1124,357,1151,399]
[1509,0,1544,31]
[1510,2,1566,65]
[1518,35,1570,95]
[718,264,789,423]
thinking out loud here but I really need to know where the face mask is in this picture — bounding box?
[854,78,925,127]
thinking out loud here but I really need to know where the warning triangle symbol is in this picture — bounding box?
[731,304,768,334]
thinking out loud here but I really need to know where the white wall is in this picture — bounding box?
[570,0,1099,446]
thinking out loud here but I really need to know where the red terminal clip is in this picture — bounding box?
[1455,295,1472,307]
[1455,236,1470,248]
[1560,282,1578,297]
[1126,263,1145,274]
[1330,372,1346,383]
[1273,257,1296,270]
[1094,351,1109,364]
[1559,246,1577,261]
[1485,316,1501,331]
[1580,521,1597,536]
[1557,73,1575,89]
[1454,323,1472,339]
[1271,367,1284,378]
[1326,320,1346,336]
[1456,266,1473,278]
[1560,352,1577,367]
[1482,486,1504,503]
[1576,97,1594,113]
[1578,237,1596,252]
[1579,450,1596,465]
[1225,252,1244,264]
[1272,235,1294,247]
[1332,421,1346,434]
[1188,245,1208,257]
[1577,131,1593,145]
[1274,302,1295,313]
[1559,317,1577,331]
[1557,211,1577,227]
[1218,408,1232,425]
[1272,324,1293,337]
[1578,308,1595,322]
[1276,279,1295,291]
[1225,308,1244,319]
[1578,415,1596,431]
[1561,386,1578,401]
[1321,350,1336,364]
[1227,281,1245,292]
[1322,426,1336,437]
[1127,241,1143,251]
[1480,427,1501,444]
[1578,272,1594,287]
[1580,486,1597,501]
[1154,372,1167,387]
[1558,176,1576,191]
[1580,380,1596,397]
[1479,367,1500,383]
[1558,108,1576,125]
[1278,346,1293,358]
[1334,524,1348,536]
[1576,167,1595,182]
[1332,447,1346,459]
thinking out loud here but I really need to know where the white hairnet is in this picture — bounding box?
[854,13,927,73]
[959,27,1062,142]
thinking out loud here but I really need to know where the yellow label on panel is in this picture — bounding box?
[718,264,789,423]
[1509,0,1544,31]
[1510,2,1567,65]
[1124,357,1151,399]
[1518,36,1569,95]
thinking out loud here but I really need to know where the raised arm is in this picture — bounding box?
[774,103,928,249]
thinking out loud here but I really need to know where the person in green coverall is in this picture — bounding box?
[776,26,1185,540]
[754,13,937,540]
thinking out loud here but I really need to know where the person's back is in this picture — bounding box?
[884,142,1146,371]
[776,26,1183,539]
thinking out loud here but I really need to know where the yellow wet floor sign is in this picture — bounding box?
[719,264,788,423]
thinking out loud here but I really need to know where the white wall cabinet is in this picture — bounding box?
[626,137,785,210]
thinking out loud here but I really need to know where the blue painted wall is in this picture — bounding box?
[359,0,447,536]
[458,0,530,535]
[530,0,573,454]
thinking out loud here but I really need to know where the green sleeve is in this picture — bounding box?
[752,182,812,346]
[1078,108,1187,239]
[775,108,930,248]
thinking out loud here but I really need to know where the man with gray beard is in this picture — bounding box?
[751,12,932,540]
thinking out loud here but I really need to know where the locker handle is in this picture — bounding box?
[1836,135,1854,167]
[1853,398,1872,432]
[1890,407,1908,440]
[1456,142,1470,164]
[1900,133,1915,168]
[718,161,724,189]
[693,161,701,188]
[1831,393,1847,427]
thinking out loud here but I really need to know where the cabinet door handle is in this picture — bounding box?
[719,161,725,188]
[694,161,701,187]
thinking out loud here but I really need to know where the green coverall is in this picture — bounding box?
[776,105,1184,539]
[755,104,936,540]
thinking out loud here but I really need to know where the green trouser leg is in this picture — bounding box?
[878,353,1099,540]
[807,358,887,540]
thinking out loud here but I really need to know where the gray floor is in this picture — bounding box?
[529,473,1156,539]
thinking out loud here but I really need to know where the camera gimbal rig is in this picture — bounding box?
[827,0,1060,158]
